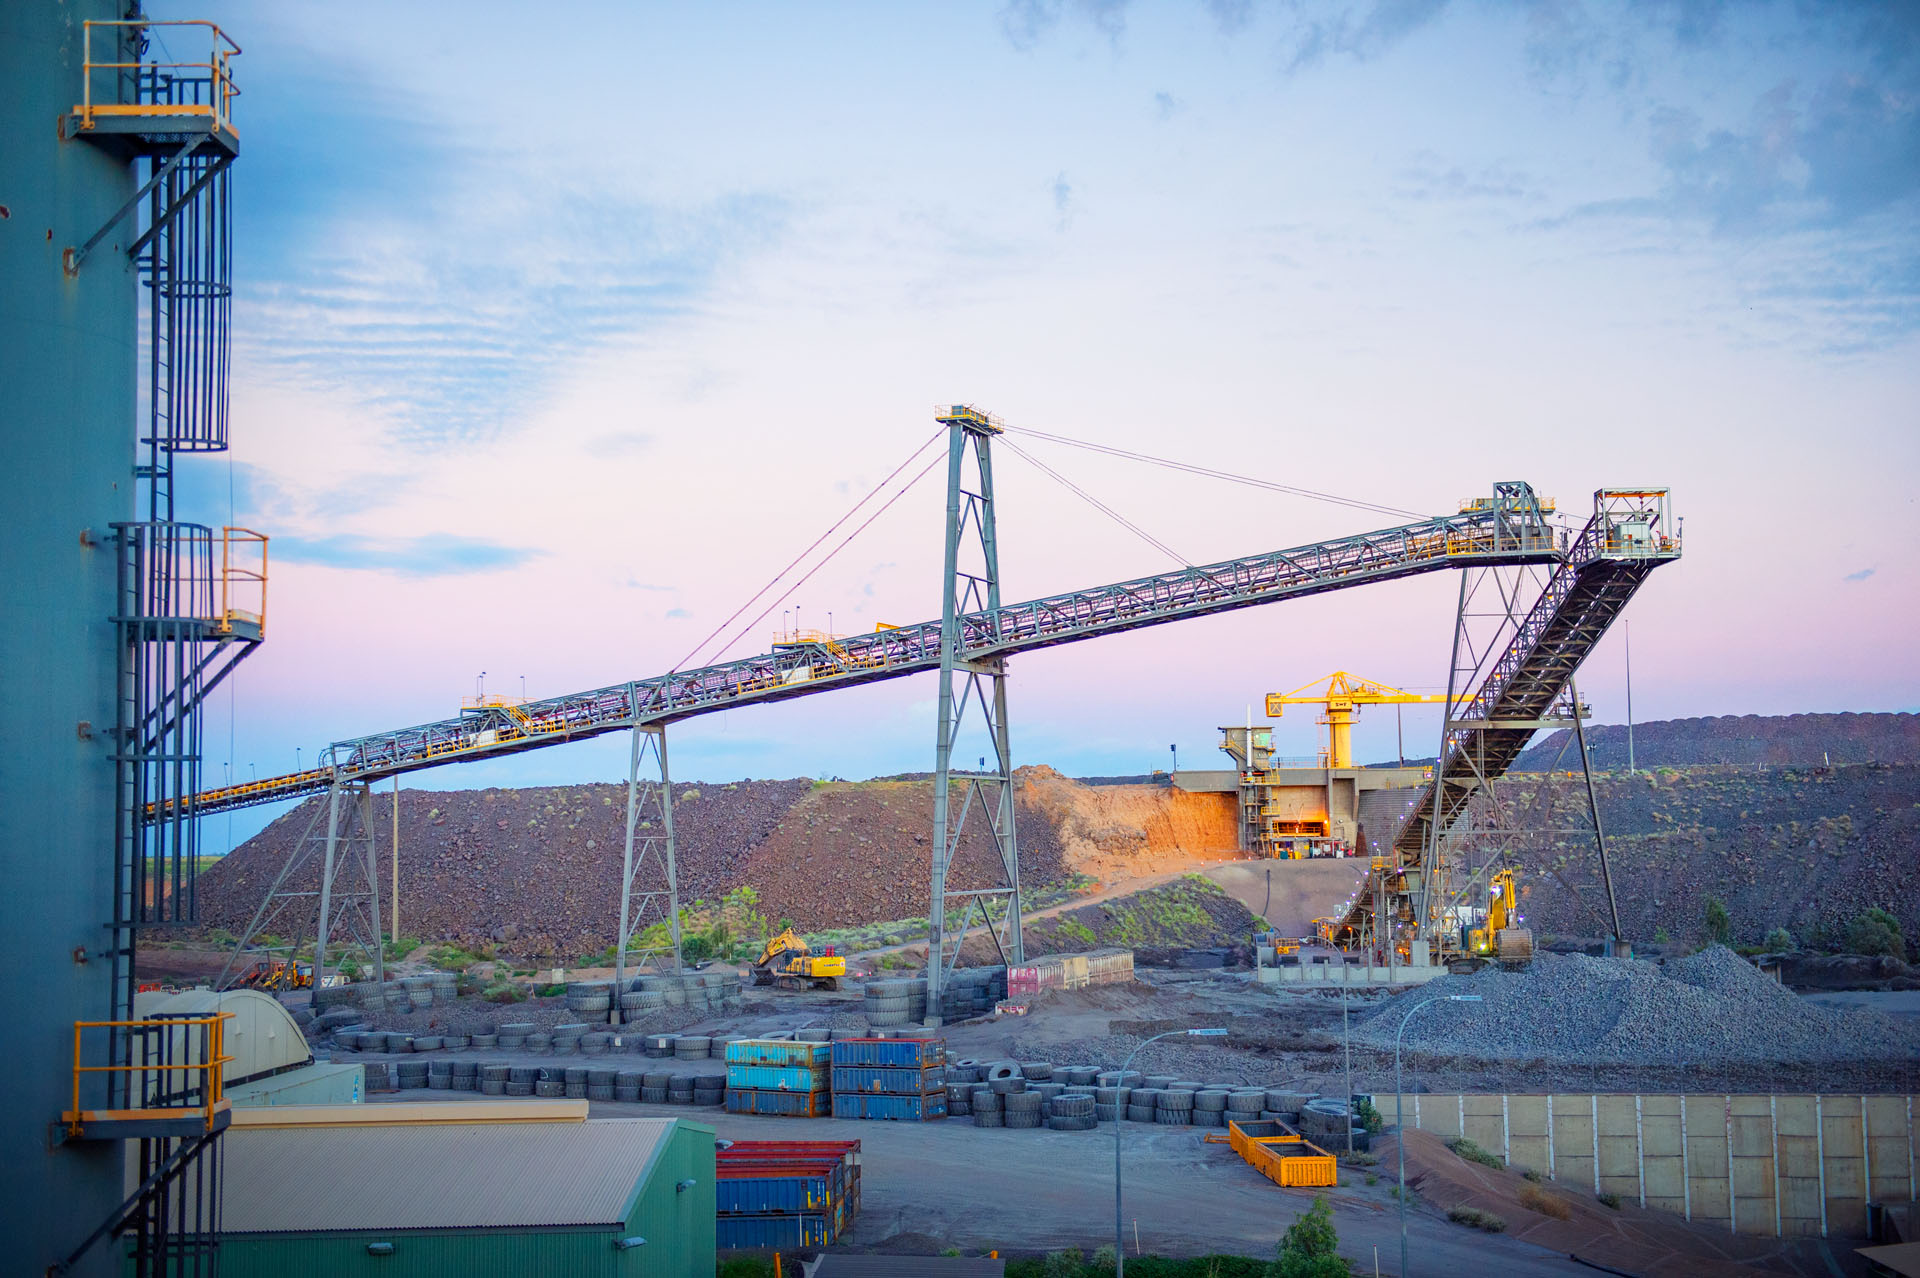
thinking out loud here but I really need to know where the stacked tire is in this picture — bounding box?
[1048,1094,1096,1132]
[1193,1089,1229,1128]
[497,1023,534,1052]
[614,1070,643,1102]
[863,978,924,1028]
[1155,1088,1193,1125]
[675,1035,713,1062]
[551,1023,587,1056]
[1094,1085,1128,1124]
[1299,1098,1351,1143]
[1127,1089,1159,1123]
[936,966,1006,1021]
[692,1075,725,1107]
[971,1087,1003,1127]
[1004,1091,1042,1129]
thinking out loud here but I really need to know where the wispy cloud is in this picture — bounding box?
[1845,567,1876,582]
[234,66,785,448]
[273,533,544,577]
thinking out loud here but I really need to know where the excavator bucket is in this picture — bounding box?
[1496,928,1533,962]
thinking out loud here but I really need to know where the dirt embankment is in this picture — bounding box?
[195,779,812,956]
[1513,710,1920,771]
[1495,763,1920,947]
[741,767,1239,929]
[197,767,1245,952]
[965,876,1261,965]
[1018,766,1239,883]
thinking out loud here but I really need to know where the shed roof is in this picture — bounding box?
[221,1118,680,1233]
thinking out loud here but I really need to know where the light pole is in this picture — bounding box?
[1115,1027,1226,1278]
[1397,994,1482,1278]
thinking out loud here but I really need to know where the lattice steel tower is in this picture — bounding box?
[926,405,1026,1016]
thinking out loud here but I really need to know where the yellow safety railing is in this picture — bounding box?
[217,526,268,635]
[66,1013,233,1138]
[74,20,241,134]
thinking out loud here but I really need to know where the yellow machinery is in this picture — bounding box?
[1265,671,1452,769]
[232,959,311,991]
[749,928,847,991]
[1466,867,1533,962]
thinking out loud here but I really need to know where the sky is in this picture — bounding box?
[168,0,1920,850]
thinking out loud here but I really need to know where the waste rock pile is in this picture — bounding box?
[1353,946,1920,1066]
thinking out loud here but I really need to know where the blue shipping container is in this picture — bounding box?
[726,1063,830,1092]
[829,1037,946,1068]
[725,1039,833,1067]
[718,1172,838,1215]
[717,1212,832,1250]
[831,1092,948,1122]
[830,1064,944,1095]
[724,1087,832,1117]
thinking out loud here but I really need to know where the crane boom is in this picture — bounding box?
[160,483,1570,821]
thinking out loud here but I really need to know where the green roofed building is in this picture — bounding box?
[194,1116,714,1277]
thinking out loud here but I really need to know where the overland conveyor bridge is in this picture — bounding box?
[168,483,1583,818]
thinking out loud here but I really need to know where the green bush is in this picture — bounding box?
[1445,1137,1502,1170]
[1762,926,1793,952]
[1597,1191,1622,1210]
[533,982,565,998]
[1272,1196,1350,1278]
[482,981,526,1004]
[1044,1248,1084,1278]
[1703,898,1731,944]
[1352,1096,1383,1135]
[1847,907,1907,959]
[1446,1207,1506,1232]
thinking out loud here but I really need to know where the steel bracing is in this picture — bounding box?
[612,722,684,1009]
[927,406,1025,1011]
[213,781,386,994]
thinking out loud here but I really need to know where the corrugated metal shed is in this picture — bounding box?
[221,1118,675,1233]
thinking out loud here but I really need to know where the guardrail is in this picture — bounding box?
[64,1013,233,1139]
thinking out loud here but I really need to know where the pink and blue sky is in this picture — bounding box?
[173,1,1919,849]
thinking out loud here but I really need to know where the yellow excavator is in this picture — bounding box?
[1467,867,1533,963]
[749,928,847,991]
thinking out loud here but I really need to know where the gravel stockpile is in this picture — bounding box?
[197,779,813,954]
[1353,946,1920,1066]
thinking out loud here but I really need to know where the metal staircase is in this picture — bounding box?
[1329,490,1681,953]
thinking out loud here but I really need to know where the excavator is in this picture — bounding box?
[232,958,313,991]
[1466,867,1533,964]
[749,928,847,991]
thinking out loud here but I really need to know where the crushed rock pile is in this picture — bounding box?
[1353,946,1920,1066]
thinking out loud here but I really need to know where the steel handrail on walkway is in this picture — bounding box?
[64,1014,233,1140]
[73,20,241,134]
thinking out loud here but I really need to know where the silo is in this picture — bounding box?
[0,5,253,1271]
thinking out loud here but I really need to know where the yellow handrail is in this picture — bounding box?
[67,1014,233,1137]
[75,20,242,134]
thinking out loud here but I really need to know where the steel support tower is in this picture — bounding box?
[613,715,685,1009]
[926,406,1025,1015]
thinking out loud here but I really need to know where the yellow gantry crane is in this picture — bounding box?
[1264,671,1451,769]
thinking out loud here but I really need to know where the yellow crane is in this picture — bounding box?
[1264,671,1452,769]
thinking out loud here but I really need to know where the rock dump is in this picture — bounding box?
[1353,946,1920,1066]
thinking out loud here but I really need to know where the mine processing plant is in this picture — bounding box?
[183,438,1679,1012]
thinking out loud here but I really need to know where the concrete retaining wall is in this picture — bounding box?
[1400,1092,1918,1239]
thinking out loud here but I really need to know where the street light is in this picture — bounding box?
[1115,1027,1226,1278]
[1397,994,1482,1278]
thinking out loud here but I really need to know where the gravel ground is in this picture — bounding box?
[1349,945,1920,1065]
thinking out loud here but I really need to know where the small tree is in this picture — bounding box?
[1847,907,1907,960]
[1703,898,1731,945]
[1763,926,1793,952]
[1273,1195,1351,1278]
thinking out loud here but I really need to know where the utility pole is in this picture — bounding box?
[1624,621,1635,775]
[391,774,401,939]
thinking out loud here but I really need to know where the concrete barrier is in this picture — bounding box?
[1398,1091,1918,1239]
